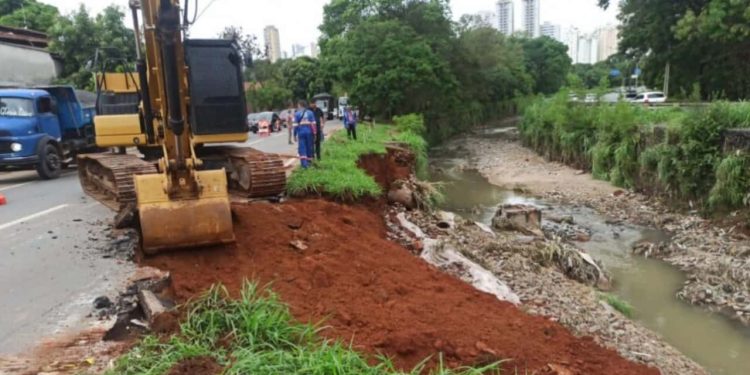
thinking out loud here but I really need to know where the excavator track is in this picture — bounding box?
[77,153,158,211]
[198,146,287,198]
[78,147,286,214]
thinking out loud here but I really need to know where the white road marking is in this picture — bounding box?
[0,182,33,192]
[247,132,286,146]
[0,204,70,231]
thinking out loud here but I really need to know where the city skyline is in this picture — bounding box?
[40,0,616,61]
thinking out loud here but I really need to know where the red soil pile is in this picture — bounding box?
[166,356,221,375]
[143,199,659,375]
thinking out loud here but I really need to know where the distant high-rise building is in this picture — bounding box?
[590,33,599,63]
[576,33,599,64]
[476,11,497,27]
[263,25,281,63]
[291,44,306,58]
[310,42,319,58]
[540,21,562,41]
[563,26,579,63]
[496,0,514,36]
[521,0,540,37]
[597,26,618,62]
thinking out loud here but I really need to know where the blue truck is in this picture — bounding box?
[0,86,97,179]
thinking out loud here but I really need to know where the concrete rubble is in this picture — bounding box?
[386,205,707,375]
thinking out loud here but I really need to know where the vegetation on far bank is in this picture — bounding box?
[519,93,750,212]
[109,283,500,375]
[287,114,427,200]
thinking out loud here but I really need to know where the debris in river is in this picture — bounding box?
[492,204,543,237]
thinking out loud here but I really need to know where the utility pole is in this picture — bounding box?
[663,62,670,98]
[20,2,28,29]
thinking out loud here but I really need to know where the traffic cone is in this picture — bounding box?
[0,193,6,206]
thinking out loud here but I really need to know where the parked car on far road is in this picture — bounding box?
[247,113,260,133]
[257,111,281,133]
[630,91,667,104]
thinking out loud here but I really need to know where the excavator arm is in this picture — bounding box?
[134,0,235,253]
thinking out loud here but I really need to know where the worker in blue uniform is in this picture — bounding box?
[293,100,316,168]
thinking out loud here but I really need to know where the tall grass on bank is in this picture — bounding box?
[109,283,501,375]
[287,114,429,200]
[519,92,750,211]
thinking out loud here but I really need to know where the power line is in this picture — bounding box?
[194,0,219,23]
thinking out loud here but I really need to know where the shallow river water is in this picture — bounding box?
[430,154,750,375]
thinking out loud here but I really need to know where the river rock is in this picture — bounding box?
[437,211,457,230]
[492,204,543,237]
[388,185,415,209]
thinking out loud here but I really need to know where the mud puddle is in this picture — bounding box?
[430,155,750,375]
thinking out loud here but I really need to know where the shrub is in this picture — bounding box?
[709,154,750,209]
[519,97,750,211]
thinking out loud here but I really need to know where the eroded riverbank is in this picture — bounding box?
[425,125,750,375]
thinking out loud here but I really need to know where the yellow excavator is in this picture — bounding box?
[78,0,285,254]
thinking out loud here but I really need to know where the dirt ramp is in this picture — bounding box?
[144,199,658,374]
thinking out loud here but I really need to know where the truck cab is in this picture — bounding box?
[0,87,95,179]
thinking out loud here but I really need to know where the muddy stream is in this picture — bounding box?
[430,147,750,375]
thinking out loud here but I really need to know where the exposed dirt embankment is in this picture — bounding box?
[143,199,657,374]
[356,143,415,189]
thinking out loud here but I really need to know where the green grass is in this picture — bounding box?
[519,93,750,212]
[600,293,634,318]
[287,114,430,200]
[109,282,502,375]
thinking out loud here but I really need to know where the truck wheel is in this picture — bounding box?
[36,144,62,180]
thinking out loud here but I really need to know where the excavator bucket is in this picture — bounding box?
[134,170,235,255]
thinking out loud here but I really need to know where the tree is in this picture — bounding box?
[0,0,60,32]
[246,82,292,111]
[48,5,135,90]
[606,0,750,100]
[218,25,263,68]
[280,56,331,101]
[319,0,539,140]
[323,19,451,118]
[520,36,572,95]
[454,26,532,105]
[246,59,282,83]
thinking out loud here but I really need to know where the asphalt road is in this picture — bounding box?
[0,120,341,355]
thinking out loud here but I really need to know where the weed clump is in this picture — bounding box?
[110,283,501,375]
[600,293,634,318]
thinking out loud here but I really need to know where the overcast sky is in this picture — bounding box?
[41,0,618,55]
